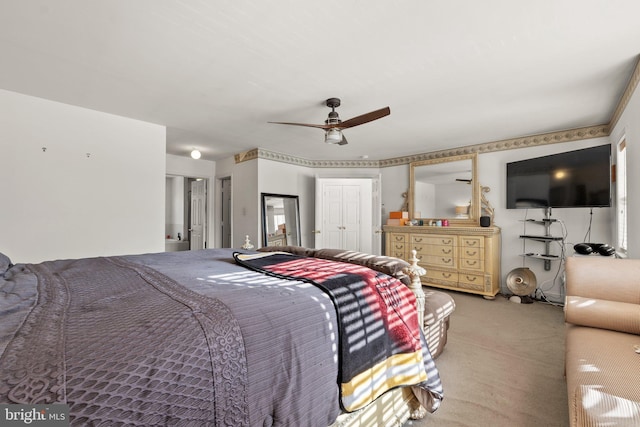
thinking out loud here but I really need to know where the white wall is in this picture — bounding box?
[232,159,259,248]
[381,165,410,218]
[0,89,166,263]
[258,159,315,247]
[610,80,640,258]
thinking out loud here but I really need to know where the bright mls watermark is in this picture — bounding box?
[1,405,69,426]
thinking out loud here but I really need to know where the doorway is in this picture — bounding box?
[220,177,232,248]
[165,175,208,251]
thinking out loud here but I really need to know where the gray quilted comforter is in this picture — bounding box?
[0,248,432,426]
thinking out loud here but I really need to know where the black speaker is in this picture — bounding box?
[574,242,616,256]
[573,243,593,255]
[480,216,491,227]
[598,244,615,256]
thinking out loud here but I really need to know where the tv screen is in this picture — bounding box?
[506,145,611,209]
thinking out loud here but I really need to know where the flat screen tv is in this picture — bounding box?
[506,144,611,209]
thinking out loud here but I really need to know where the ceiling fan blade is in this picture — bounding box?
[338,134,348,145]
[268,121,331,130]
[336,107,390,129]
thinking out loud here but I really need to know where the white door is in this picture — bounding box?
[190,179,206,250]
[323,184,346,249]
[315,178,373,253]
[341,185,361,249]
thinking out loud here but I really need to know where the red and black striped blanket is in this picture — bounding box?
[234,251,443,413]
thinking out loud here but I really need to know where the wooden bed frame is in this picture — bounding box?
[329,249,428,427]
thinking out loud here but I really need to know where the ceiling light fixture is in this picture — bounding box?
[324,129,343,144]
[190,149,201,159]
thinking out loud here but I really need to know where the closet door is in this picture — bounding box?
[315,178,372,252]
[341,185,361,249]
[322,184,346,249]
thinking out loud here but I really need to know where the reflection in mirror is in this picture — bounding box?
[261,193,301,247]
[409,153,480,225]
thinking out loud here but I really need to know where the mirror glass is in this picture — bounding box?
[261,193,301,247]
[409,153,480,226]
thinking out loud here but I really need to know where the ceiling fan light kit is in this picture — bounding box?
[325,129,343,144]
[268,97,390,146]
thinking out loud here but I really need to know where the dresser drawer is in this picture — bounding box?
[388,244,408,259]
[458,273,486,292]
[460,246,483,260]
[460,257,484,271]
[417,254,456,268]
[425,268,458,287]
[411,235,455,246]
[389,233,408,243]
[412,243,455,257]
[460,236,484,248]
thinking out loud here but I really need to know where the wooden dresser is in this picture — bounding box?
[383,225,501,298]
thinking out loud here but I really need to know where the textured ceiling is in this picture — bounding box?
[1,1,639,161]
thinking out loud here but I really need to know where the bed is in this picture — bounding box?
[0,247,442,426]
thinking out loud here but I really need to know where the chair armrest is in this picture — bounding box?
[565,296,640,334]
[565,257,640,304]
[565,257,640,334]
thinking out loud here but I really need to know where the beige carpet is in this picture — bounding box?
[405,291,569,427]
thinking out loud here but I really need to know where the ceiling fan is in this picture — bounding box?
[268,98,390,145]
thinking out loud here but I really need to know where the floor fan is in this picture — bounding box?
[505,267,537,304]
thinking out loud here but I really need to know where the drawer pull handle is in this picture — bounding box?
[443,273,452,278]
[442,258,452,264]
[395,244,404,249]
[466,241,478,246]
[466,261,478,266]
[466,275,477,282]
[394,236,403,241]
[441,239,452,244]
[466,250,477,256]
[414,247,422,252]
[442,249,452,254]
[414,237,423,242]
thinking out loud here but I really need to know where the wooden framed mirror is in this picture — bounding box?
[261,193,301,247]
[409,153,480,226]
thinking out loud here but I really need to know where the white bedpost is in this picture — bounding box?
[241,235,254,250]
[403,249,426,331]
[402,249,428,420]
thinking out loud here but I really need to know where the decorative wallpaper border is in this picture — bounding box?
[235,56,638,168]
[609,55,640,130]
[378,124,609,167]
[235,124,609,168]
